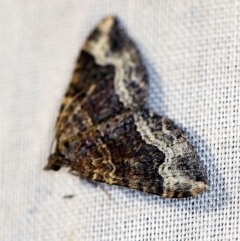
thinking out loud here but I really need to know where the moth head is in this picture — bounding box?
[44,139,72,171]
[44,153,62,171]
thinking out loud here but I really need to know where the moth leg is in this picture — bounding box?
[68,169,82,177]
[67,169,112,200]
[97,183,112,200]
[86,179,112,200]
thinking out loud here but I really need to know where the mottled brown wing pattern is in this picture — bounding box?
[45,16,208,198]
[47,110,208,198]
[56,16,148,143]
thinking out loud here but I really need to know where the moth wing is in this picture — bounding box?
[56,16,148,142]
[48,111,208,198]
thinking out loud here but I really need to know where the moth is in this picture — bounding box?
[45,16,208,198]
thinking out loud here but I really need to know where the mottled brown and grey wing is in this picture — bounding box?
[56,16,148,142]
[47,110,208,198]
[46,16,208,198]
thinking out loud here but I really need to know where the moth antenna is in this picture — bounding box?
[48,90,83,155]
[55,83,97,137]
[51,90,86,153]
[48,91,85,157]
[55,90,84,134]
[49,138,57,155]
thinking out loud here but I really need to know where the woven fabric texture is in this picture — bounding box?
[1,0,239,240]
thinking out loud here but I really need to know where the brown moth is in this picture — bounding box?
[45,16,208,198]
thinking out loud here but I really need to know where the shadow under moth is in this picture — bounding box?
[45,16,208,198]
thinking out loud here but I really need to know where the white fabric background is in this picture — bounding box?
[1,0,239,240]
